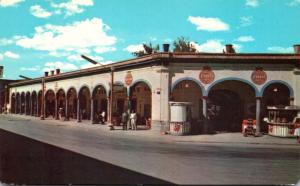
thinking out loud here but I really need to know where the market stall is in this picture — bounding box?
[264,105,300,137]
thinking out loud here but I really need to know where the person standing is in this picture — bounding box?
[121,111,128,130]
[101,110,106,124]
[130,110,137,130]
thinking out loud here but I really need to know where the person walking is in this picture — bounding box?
[101,110,106,124]
[122,111,128,130]
[130,110,137,130]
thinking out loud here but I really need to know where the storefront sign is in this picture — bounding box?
[251,68,267,85]
[199,66,215,84]
[125,71,133,86]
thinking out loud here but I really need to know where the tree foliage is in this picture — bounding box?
[172,36,197,52]
[132,42,160,57]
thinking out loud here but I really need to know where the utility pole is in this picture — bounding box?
[109,67,114,127]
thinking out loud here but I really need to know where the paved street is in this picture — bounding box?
[0,114,299,185]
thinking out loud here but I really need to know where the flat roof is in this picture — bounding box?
[9,52,300,87]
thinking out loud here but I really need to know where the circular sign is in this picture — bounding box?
[125,72,133,86]
[251,69,267,85]
[199,66,215,84]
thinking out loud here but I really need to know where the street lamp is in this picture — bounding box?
[19,75,32,80]
[81,55,103,66]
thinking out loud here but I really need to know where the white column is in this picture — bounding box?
[202,96,208,133]
[256,97,261,135]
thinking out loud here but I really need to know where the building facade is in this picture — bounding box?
[7,45,300,134]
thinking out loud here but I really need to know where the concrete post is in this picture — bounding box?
[77,98,81,122]
[55,97,58,120]
[256,97,261,135]
[202,96,208,134]
[65,98,69,121]
[107,97,110,123]
[91,98,94,124]
[41,78,45,120]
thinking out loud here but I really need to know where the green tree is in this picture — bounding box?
[132,42,160,57]
[173,36,197,52]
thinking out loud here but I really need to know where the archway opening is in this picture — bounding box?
[38,91,42,117]
[21,92,25,114]
[11,93,16,114]
[208,80,256,132]
[56,89,66,119]
[79,87,91,120]
[45,90,55,118]
[261,82,291,133]
[31,91,37,116]
[92,85,107,123]
[25,92,30,115]
[171,80,203,133]
[130,82,152,126]
[111,84,127,117]
[16,93,20,114]
[67,88,77,120]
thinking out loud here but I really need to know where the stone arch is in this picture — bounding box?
[16,92,20,114]
[45,89,55,118]
[31,91,37,116]
[206,77,259,97]
[78,86,91,120]
[130,81,152,127]
[66,87,77,120]
[92,84,108,123]
[11,93,16,114]
[207,79,256,132]
[25,91,31,115]
[56,89,66,119]
[171,77,205,96]
[260,80,294,97]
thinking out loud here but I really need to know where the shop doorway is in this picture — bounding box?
[31,91,37,116]
[56,89,66,119]
[11,93,16,114]
[92,85,107,122]
[208,80,256,132]
[21,92,25,114]
[25,92,30,115]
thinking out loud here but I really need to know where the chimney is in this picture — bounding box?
[294,44,300,54]
[225,44,235,54]
[163,43,170,52]
[44,71,49,77]
[56,69,60,75]
[51,70,54,76]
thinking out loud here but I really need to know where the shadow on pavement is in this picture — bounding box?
[0,129,171,185]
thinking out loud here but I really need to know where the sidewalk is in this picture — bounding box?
[3,114,300,147]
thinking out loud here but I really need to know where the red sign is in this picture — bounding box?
[125,72,133,86]
[251,69,267,85]
[199,66,215,84]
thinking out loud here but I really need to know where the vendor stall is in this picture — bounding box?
[264,105,300,137]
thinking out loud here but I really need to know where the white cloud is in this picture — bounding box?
[21,65,40,71]
[16,18,117,54]
[51,0,93,16]
[191,40,242,53]
[4,51,20,59]
[240,16,253,27]
[0,38,14,45]
[124,44,144,53]
[48,51,70,57]
[94,46,116,54]
[267,46,294,53]
[43,61,78,72]
[236,35,255,42]
[288,0,300,6]
[246,0,259,7]
[30,5,52,18]
[192,40,224,53]
[0,54,3,61]
[0,0,24,7]
[188,16,229,31]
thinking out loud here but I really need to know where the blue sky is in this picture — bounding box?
[0,0,299,79]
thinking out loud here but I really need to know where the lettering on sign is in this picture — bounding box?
[251,68,267,85]
[125,71,133,86]
[199,66,215,84]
